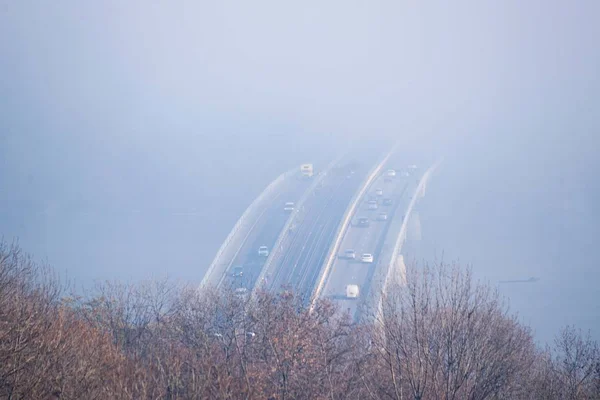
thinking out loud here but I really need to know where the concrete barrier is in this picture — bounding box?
[200,166,297,289]
[309,143,400,310]
[374,159,443,318]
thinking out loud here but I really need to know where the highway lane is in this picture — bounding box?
[221,173,312,291]
[293,173,363,297]
[266,156,378,301]
[320,162,416,319]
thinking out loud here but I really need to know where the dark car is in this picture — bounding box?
[357,217,370,227]
[232,266,243,277]
[344,249,356,259]
[383,198,393,206]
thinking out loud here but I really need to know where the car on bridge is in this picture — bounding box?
[383,198,393,206]
[385,169,396,182]
[343,249,356,259]
[258,246,269,257]
[377,212,388,221]
[361,253,374,263]
[301,163,314,178]
[357,217,370,227]
[375,188,383,196]
[346,284,360,299]
[284,202,295,212]
[368,200,378,210]
[232,266,244,277]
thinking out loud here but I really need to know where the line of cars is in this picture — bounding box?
[341,197,377,301]
[339,168,407,300]
[230,244,271,298]
[341,184,395,264]
[342,249,373,263]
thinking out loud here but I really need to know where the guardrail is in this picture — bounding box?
[199,166,298,289]
[374,159,443,317]
[309,143,400,310]
[251,149,350,297]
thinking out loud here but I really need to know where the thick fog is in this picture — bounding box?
[1,1,598,342]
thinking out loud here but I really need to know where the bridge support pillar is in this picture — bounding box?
[393,254,407,286]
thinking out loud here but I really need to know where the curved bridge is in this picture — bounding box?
[200,143,440,320]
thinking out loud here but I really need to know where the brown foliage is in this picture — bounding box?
[525,326,600,400]
[0,242,133,399]
[364,262,537,400]
[1,242,598,399]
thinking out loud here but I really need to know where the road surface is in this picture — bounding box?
[219,174,312,291]
[320,160,419,319]
[265,149,383,301]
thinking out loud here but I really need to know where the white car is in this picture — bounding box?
[284,202,295,212]
[258,246,269,257]
[386,169,396,177]
[375,188,383,196]
[361,253,374,263]
[368,201,378,210]
[346,284,360,299]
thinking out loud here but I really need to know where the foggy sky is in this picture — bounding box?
[1,1,599,341]
[3,1,598,145]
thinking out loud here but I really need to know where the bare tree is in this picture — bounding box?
[551,326,599,399]
[367,261,536,400]
[4,240,599,399]
[0,241,139,399]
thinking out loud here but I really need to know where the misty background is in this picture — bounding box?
[1,1,598,344]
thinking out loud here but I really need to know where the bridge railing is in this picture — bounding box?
[200,166,297,289]
[373,159,443,319]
